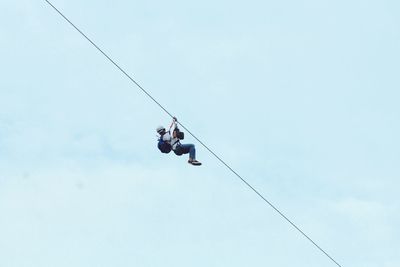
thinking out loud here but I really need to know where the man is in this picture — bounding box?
[156,118,202,166]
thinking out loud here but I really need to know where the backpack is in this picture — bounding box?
[157,136,172,154]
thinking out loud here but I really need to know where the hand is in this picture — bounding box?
[173,116,177,122]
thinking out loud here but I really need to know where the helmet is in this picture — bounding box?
[156,126,166,134]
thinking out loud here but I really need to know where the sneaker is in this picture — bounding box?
[188,160,202,166]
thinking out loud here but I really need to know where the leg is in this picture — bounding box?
[178,144,196,160]
[177,144,201,165]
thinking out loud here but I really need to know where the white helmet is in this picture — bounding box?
[156,126,166,134]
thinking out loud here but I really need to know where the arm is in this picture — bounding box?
[163,118,177,142]
[170,117,178,138]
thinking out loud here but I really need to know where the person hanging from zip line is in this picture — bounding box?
[156,117,202,166]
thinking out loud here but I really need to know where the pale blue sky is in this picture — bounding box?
[1,0,399,266]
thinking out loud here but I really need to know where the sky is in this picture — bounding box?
[1,0,399,266]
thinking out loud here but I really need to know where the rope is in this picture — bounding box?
[44,1,342,266]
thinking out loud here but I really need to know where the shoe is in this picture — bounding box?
[188,160,202,166]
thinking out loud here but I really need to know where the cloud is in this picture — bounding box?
[331,197,396,242]
[334,197,389,219]
[0,164,158,266]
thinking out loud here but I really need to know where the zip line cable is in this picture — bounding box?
[44,1,342,266]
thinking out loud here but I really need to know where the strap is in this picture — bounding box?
[172,139,181,149]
